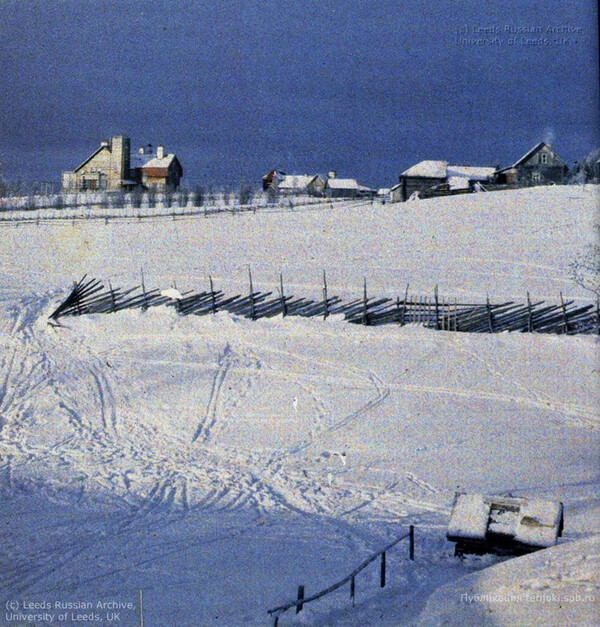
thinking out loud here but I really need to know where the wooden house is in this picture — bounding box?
[277,174,325,196]
[262,169,286,191]
[131,145,183,191]
[391,161,495,202]
[494,142,569,186]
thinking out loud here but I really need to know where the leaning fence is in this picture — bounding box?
[267,525,415,625]
[49,274,600,336]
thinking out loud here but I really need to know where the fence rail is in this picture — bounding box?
[49,275,600,336]
[267,526,414,625]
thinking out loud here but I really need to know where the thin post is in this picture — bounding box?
[350,575,355,606]
[209,275,217,314]
[280,273,287,317]
[248,267,256,320]
[296,585,305,614]
[173,280,180,314]
[273,615,279,627]
[322,270,329,320]
[434,286,440,330]
[527,292,533,332]
[75,281,82,316]
[454,298,458,331]
[559,291,568,334]
[409,524,415,561]
[380,551,386,588]
[362,277,369,325]
[109,280,117,313]
[400,283,409,326]
[141,268,148,310]
[486,294,494,333]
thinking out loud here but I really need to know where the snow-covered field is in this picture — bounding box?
[0,186,598,626]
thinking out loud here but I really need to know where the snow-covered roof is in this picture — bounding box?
[447,494,489,540]
[511,142,547,168]
[141,154,177,170]
[402,160,447,178]
[448,176,471,190]
[278,175,317,190]
[447,493,563,548]
[130,151,156,169]
[326,178,359,189]
[447,166,496,181]
[514,499,563,548]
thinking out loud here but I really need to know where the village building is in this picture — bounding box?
[323,171,376,198]
[277,174,325,196]
[391,161,495,202]
[62,136,183,192]
[494,142,569,186]
[261,169,286,191]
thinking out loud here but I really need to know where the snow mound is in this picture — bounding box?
[419,535,600,626]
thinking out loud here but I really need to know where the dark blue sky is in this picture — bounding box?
[0,0,598,188]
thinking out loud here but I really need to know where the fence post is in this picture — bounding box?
[434,286,440,330]
[454,298,458,331]
[350,575,356,606]
[75,281,82,316]
[380,551,386,588]
[248,267,256,320]
[109,280,116,313]
[296,585,305,613]
[400,283,409,326]
[209,275,217,314]
[323,270,329,320]
[527,292,533,332]
[362,277,369,325]
[279,273,287,317]
[141,268,148,310]
[559,291,568,334]
[596,297,600,336]
[409,525,415,561]
[486,294,494,333]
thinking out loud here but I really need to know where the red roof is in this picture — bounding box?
[143,168,169,177]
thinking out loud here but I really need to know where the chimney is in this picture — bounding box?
[156,145,164,159]
[139,146,145,154]
[328,170,336,179]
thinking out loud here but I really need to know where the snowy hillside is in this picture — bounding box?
[0,186,598,626]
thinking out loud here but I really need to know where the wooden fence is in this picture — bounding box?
[267,526,415,625]
[49,275,600,336]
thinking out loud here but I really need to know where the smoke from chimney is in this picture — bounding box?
[543,127,556,147]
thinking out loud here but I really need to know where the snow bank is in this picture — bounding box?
[419,535,600,626]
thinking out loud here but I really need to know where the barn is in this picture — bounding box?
[391,161,495,202]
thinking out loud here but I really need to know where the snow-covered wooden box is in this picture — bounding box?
[447,492,564,556]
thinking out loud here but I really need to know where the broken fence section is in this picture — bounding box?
[49,276,600,335]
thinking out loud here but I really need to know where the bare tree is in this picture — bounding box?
[193,184,205,207]
[238,183,254,207]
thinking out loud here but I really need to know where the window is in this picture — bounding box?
[532,172,541,183]
[540,153,548,165]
